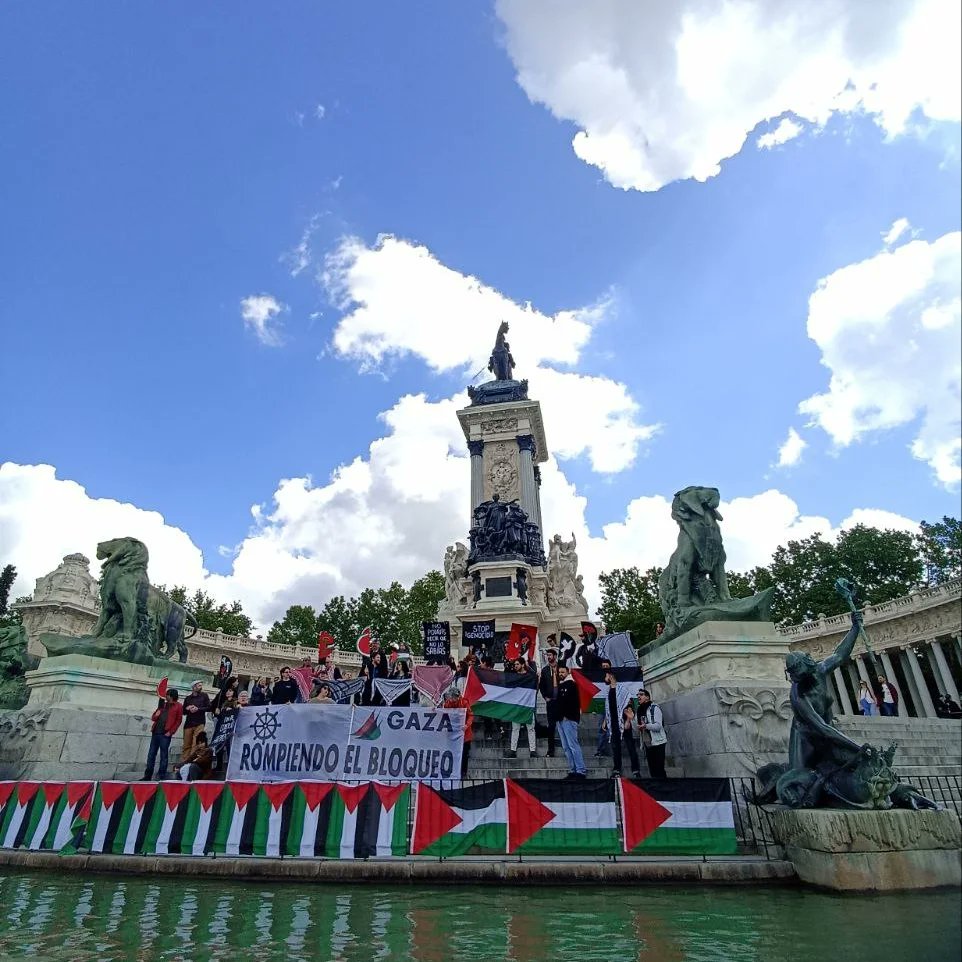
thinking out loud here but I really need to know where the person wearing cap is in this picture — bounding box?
[181,680,212,761]
[637,689,668,778]
[538,645,561,757]
[142,688,183,781]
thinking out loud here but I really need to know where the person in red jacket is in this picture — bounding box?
[142,688,184,781]
[443,687,474,780]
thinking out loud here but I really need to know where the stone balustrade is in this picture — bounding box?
[779,578,961,720]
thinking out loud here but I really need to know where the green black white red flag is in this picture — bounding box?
[411,780,507,856]
[463,667,536,725]
[620,777,736,854]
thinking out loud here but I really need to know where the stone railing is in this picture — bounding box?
[778,577,961,654]
[185,627,426,677]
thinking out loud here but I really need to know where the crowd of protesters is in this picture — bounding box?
[139,627,680,784]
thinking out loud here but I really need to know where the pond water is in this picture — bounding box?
[0,868,958,962]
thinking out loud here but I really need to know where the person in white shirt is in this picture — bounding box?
[876,674,899,716]
[858,681,877,716]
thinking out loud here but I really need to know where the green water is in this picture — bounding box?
[0,869,958,962]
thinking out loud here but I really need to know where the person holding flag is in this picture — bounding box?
[607,671,641,779]
[504,657,537,759]
[141,685,183,781]
[555,665,586,779]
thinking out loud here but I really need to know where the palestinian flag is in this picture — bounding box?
[0,781,42,849]
[84,782,135,853]
[570,667,644,716]
[620,777,737,855]
[34,782,94,852]
[317,783,409,859]
[506,778,620,855]
[210,782,262,855]
[463,667,536,725]
[411,780,507,856]
[144,781,226,855]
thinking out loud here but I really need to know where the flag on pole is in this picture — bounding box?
[356,626,374,657]
[317,631,336,661]
[462,667,536,725]
[505,624,538,664]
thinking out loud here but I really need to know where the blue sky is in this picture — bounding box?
[1,1,960,629]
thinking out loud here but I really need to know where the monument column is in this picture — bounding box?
[516,435,540,537]
[533,465,544,535]
[930,639,960,704]
[468,440,485,520]
[833,668,854,715]
[902,646,937,717]
[855,655,873,687]
[896,648,924,717]
[922,641,948,697]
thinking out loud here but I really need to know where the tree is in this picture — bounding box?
[0,565,17,617]
[268,604,320,648]
[596,566,664,645]
[767,525,922,624]
[165,586,253,637]
[917,516,962,585]
[726,567,774,599]
[317,595,361,653]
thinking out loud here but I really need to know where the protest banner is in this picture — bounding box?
[226,704,464,783]
[422,621,451,665]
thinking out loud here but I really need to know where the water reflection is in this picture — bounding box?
[0,869,958,962]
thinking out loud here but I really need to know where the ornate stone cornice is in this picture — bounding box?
[467,439,485,457]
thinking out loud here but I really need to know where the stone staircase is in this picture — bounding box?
[837,716,962,779]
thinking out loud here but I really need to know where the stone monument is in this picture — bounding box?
[1,537,204,781]
[639,486,791,777]
[437,323,589,655]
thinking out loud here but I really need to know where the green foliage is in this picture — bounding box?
[267,604,320,648]
[917,516,962,585]
[0,595,30,631]
[281,571,446,655]
[0,565,17,617]
[598,519,953,630]
[596,566,664,645]
[163,586,253,637]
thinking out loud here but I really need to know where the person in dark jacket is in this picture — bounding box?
[607,672,640,778]
[538,647,561,757]
[250,676,272,706]
[181,681,212,761]
[270,666,299,705]
[555,666,586,778]
[173,731,214,781]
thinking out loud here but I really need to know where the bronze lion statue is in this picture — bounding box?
[91,537,196,663]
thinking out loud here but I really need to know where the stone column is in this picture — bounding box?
[532,464,545,535]
[468,440,484,521]
[902,646,937,718]
[897,648,924,718]
[930,639,961,704]
[833,668,854,715]
[855,655,872,687]
[516,435,540,533]
[923,641,948,697]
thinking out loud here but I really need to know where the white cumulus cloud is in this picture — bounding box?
[798,230,962,486]
[495,0,961,191]
[757,117,805,150]
[240,293,287,346]
[321,234,658,472]
[775,427,808,468]
[882,217,914,246]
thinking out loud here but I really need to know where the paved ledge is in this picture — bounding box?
[0,850,796,886]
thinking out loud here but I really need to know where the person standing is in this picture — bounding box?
[250,676,272,706]
[504,658,537,758]
[443,686,474,779]
[556,665,586,779]
[142,688,183,781]
[538,647,561,757]
[637,689,668,779]
[271,666,300,705]
[181,681,212,760]
[608,673,641,778]
[858,681,878,716]
[877,674,899,716]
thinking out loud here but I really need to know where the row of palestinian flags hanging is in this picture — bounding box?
[0,777,736,859]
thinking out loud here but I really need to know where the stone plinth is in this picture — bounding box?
[639,620,790,698]
[639,621,792,778]
[25,654,201,715]
[768,807,962,891]
[0,705,154,781]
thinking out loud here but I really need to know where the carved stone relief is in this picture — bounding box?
[480,417,518,434]
[482,441,520,502]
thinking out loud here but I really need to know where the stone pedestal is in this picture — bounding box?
[25,654,200,715]
[767,807,962,891]
[639,621,792,778]
[0,654,204,781]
